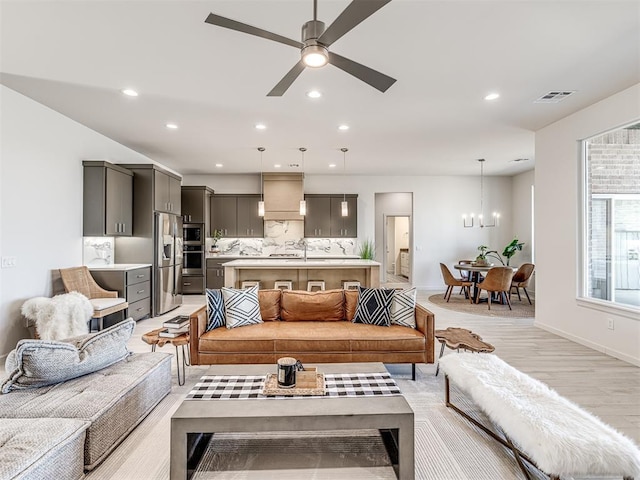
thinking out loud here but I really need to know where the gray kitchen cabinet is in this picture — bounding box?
[183,275,205,294]
[210,194,263,238]
[236,195,264,237]
[181,186,213,224]
[330,195,358,237]
[83,161,133,236]
[206,259,225,290]
[154,169,182,214]
[304,195,332,238]
[89,266,151,321]
[210,195,237,237]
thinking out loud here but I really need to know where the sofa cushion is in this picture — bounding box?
[0,352,171,470]
[274,322,352,351]
[281,289,345,321]
[199,322,280,353]
[353,287,394,326]
[344,289,358,321]
[222,285,263,329]
[2,318,134,393]
[206,289,225,331]
[258,289,282,321]
[391,287,417,328]
[349,324,426,351]
[0,418,88,480]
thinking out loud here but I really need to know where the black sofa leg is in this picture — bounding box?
[412,363,416,380]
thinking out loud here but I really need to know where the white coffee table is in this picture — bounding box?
[170,362,414,479]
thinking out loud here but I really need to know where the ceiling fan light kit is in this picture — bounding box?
[204,0,396,96]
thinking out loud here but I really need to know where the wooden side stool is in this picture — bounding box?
[142,328,190,386]
[434,327,495,376]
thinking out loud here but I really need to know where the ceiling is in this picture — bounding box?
[1,1,638,177]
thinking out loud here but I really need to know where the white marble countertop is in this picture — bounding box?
[206,254,361,259]
[223,259,380,268]
[87,263,152,271]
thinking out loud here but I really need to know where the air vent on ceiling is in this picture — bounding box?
[534,91,576,103]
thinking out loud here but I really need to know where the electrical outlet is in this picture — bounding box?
[607,318,615,330]
[1,256,17,268]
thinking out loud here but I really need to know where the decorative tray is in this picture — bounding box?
[262,368,325,396]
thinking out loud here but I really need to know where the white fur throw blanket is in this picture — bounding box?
[22,292,92,340]
[440,352,640,477]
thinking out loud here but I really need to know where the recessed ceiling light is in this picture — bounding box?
[329,163,337,168]
[338,125,349,131]
[121,88,138,97]
[306,90,322,98]
[274,164,281,168]
[484,93,500,101]
[215,163,223,168]
[255,123,267,130]
[165,123,178,129]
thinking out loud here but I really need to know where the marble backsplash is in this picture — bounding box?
[210,221,357,257]
[83,237,114,266]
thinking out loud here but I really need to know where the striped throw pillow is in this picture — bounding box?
[221,285,263,329]
[205,289,225,331]
[353,287,394,327]
[390,287,417,328]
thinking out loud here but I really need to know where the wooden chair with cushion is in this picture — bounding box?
[475,267,515,310]
[439,263,473,303]
[510,263,535,304]
[59,266,128,331]
[457,259,474,293]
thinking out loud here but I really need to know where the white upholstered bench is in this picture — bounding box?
[440,353,640,480]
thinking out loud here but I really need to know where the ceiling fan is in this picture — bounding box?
[204,0,396,96]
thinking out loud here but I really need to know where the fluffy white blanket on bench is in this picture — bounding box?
[440,353,640,478]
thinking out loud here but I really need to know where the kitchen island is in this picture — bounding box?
[223,258,380,289]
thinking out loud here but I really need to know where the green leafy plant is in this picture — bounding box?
[501,237,524,266]
[211,229,223,247]
[476,245,489,262]
[358,239,375,260]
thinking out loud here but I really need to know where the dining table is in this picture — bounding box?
[453,263,516,303]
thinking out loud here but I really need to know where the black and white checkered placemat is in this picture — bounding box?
[186,372,401,400]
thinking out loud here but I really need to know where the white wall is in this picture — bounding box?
[0,86,155,357]
[184,173,517,289]
[535,83,640,366]
[512,169,535,290]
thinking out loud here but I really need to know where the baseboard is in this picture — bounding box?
[534,321,640,367]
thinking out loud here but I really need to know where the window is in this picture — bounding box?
[582,122,640,310]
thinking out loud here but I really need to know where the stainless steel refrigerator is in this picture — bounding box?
[155,212,183,315]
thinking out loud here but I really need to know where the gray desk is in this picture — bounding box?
[170,362,414,479]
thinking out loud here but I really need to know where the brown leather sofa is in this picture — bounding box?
[188,289,435,379]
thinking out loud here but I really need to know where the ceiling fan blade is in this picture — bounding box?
[267,61,307,97]
[205,13,303,49]
[318,0,392,47]
[328,52,396,93]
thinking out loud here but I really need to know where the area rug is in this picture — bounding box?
[428,293,534,318]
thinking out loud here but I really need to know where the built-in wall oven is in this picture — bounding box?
[183,224,205,276]
[183,224,203,244]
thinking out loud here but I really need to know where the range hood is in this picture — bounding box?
[263,173,304,221]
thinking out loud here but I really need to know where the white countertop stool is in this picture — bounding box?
[274,280,293,290]
[342,280,361,290]
[307,280,326,291]
[241,280,260,289]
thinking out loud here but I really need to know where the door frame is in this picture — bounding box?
[382,214,412,284]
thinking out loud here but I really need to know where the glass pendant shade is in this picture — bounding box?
[258,201,265,217]
[299,200,307,216]
[341,200,348,217]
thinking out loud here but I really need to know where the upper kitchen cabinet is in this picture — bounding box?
[181,186,213,223]
[210,194,263,238]
[236,195,264,237]
[83,161,133,236]
[210,195,237,237]
[154,169,181,215]
[304,194,358,238]
[330,195,358,237]
[304,195,332,238]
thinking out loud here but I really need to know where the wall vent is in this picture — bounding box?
[534,91,576,103]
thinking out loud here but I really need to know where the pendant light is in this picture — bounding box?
[258,147,265,217]
[463,158,499,228]
[299,147,307,215]
[341,148,349,216]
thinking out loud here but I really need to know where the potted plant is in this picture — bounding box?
[210,229,223,253]
[475,245,490,265]
[358,239,375,260]
[501,237,524,266]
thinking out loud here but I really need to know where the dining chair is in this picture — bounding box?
[457,259,474,293]
[59,266,128,331]
[475,267,515,310]
[439,263,473,303]
[510,263,535,304]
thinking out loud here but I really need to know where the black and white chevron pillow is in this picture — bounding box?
[391,287,417,328]
[353,286,394,326]
[205,289,225,331]
[221,285,263,329]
